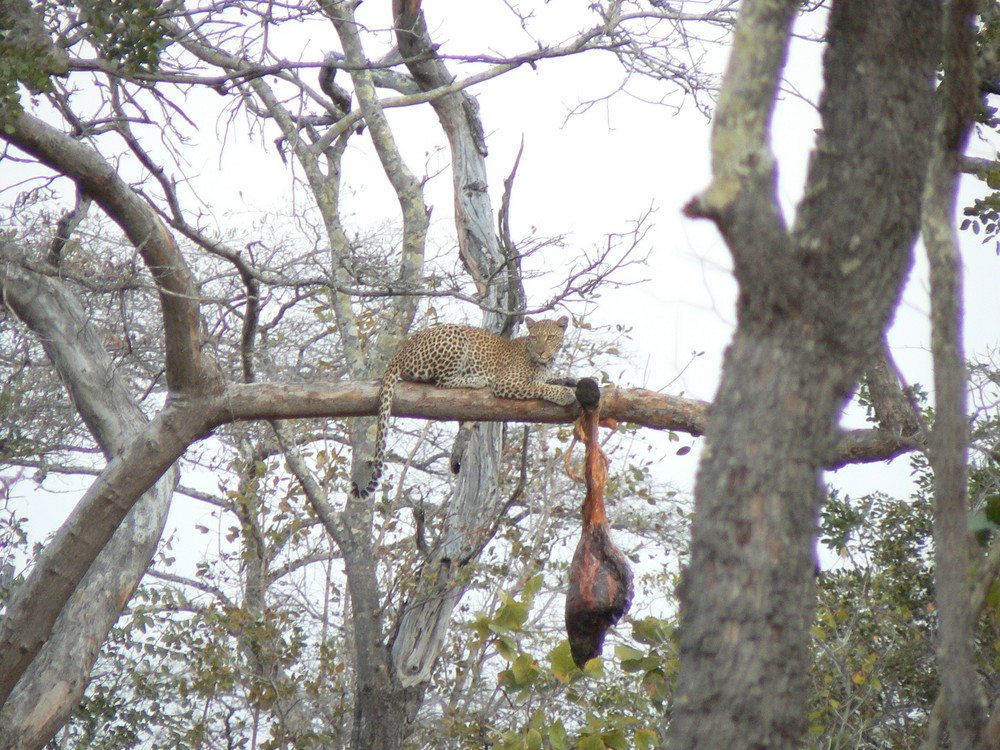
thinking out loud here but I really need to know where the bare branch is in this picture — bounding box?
[684,0,795,253]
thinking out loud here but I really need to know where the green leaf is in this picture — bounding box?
[634,728,658,750]
[641,669,670,704]
[510,653,538,686]
[614,644,651,672]
[492,592,530,633]
[550,641,580,683]
[577,735,605,750]
[468,612,492,642]
[494,634,518,662]
[614,644,644,662]
[602,730,628,750]
[523,573,544,598]
[583,657,604,678]
[631,616,672,646]
[549,721,569,750]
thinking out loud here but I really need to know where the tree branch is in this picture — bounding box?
[922,0,988,745]
[0,256,178,735]
[0,111,216,396]
[683,0,795,260]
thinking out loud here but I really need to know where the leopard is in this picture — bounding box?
[353,316,578,498]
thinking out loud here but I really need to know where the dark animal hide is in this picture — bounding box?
[565,519,633,668]
[564,377,634,669]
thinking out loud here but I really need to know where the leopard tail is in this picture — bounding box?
[354,365,399,498]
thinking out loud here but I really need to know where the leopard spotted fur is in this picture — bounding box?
[354,316,577,498]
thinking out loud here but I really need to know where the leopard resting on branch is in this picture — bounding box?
[353,316,578,498]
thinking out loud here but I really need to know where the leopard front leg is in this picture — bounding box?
[536,383,577,406]
[492,382,577,406]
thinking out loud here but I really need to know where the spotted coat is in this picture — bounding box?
[354,317,576,498]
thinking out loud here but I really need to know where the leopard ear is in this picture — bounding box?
[556,316,568,329]
[524,316,536,328]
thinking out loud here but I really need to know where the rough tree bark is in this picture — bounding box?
[0,254,178,749]
[312,4,432,746]
[0,105,217,719]
[922,0,987,746]
[671,1,941,748]
[387,0,528,698]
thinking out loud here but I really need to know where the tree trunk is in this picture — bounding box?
[923,1,987,744]
[386,0,527,698]
[0,253,177,748]
[670,1,941,747]
[0,100,216,717]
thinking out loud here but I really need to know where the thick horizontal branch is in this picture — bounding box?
[212,381,917,466]
[215,382,701,429]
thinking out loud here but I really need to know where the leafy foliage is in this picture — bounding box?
[812,488,938,747]
[0,0,168,125]
[810,365,1000,748]
[0,1,61,124]
[76,0,170,72]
